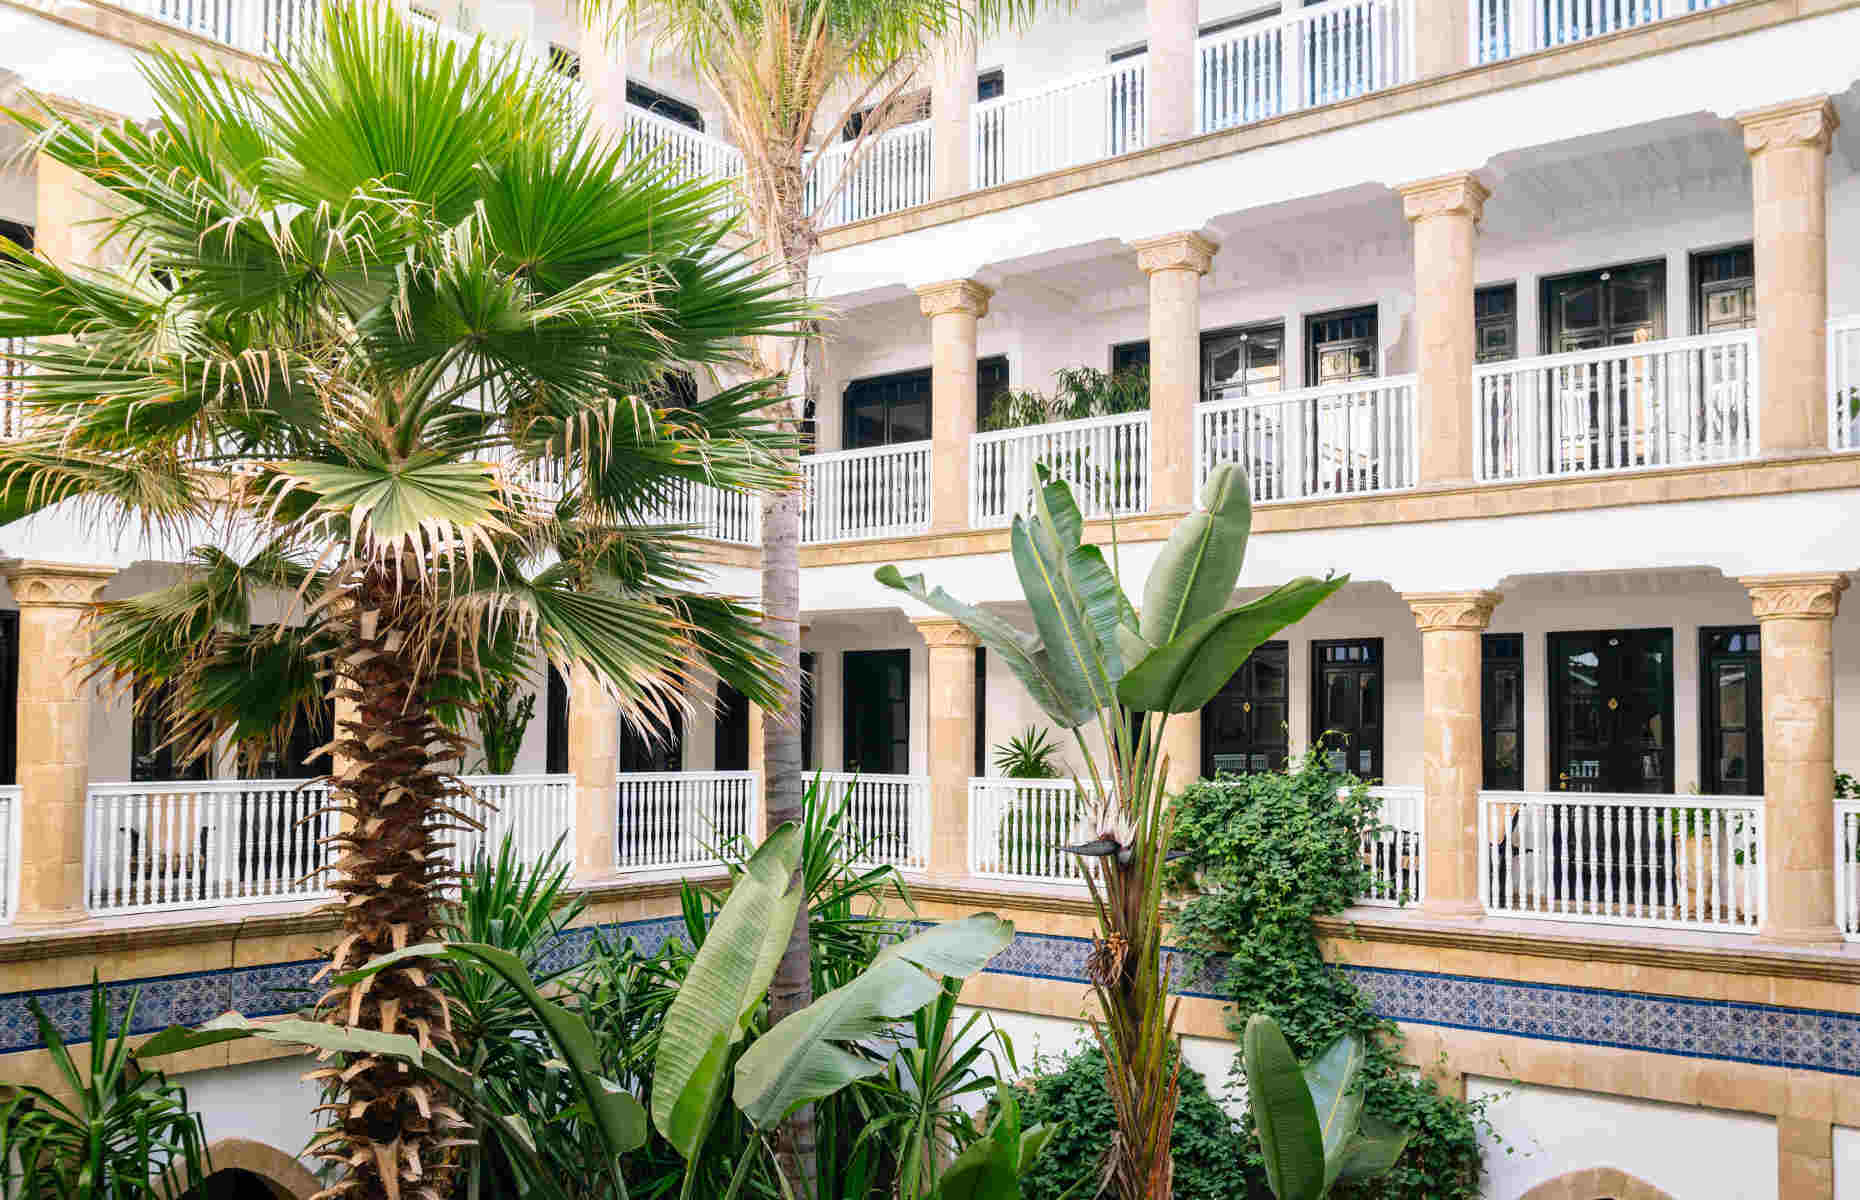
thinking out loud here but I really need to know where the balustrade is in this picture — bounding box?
[1829,315,1860,451]
[1195,376,1418,502]
[809,121,934,229]
[971,60,1148,190]
[970,412,1150,527]
[614,770,758,873]
[1359,785,1425,906]
[1838,800,1860,941]
[801,443,932,543]
[1197,0,1414,133]
[818,773,930,872]
[968,778,1090,884]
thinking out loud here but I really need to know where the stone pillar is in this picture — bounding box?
[915,617,980,879]
[577,12,629,135]
[35,154,118,271]
[916,280,992,533]
[1403,590,1503,918]
[1159,711,1200,799]
[1740,572,1848,944]
[1738,96,1837,454]
[1412,0,1471,78]
[1400,172,1488,487]
[1133,232,1217,511]
[1146,0,1198,144]
[929,4,976,199]
[569,661,619,882]
[6,561,115,926]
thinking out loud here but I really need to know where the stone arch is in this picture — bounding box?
[198,1139,321,1200]
[1518,1166,1680,1200]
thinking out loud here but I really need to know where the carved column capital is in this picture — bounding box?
[915,278,992,320]
[1737,95,1838,156]
[1130,231,1218,276]
[912,617,982,649]
[1403,589,1503,633]
[1738,572,1849,621]
[3,560,116,608]
[1398,171,1490,224]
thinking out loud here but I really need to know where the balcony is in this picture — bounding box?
[1195,376,1419,503]
[1470,0,1739,65]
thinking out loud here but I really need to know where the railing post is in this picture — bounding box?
[4,561,115,926]
[1399,172,1489,487]
[1740,573,1849,944]
[1132,232,1219,511]
[915,280,993,534]
[913,618,980,880]
[1402,590,1503,918]
[1736,96,1836,454]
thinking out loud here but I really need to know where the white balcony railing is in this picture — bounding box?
[1829,315,1860,451]
[1471,0,1735,64]
[809,121,934,229]
[646,479,761,546]
[970,411,1151,528]
[1479,791,1763,931]
[131,0,319,57]
[0,785,17,922]
[1474,331,1758,483]
[621,105,745,189]
[85,779,336,915]
[615,770,758,874]
[968,777,1091,885]
[1358,784,1424,906]
[801,442,932,543]
[446,774,576,874]
[972,59,1148,191]
[818,772,930,872]
[1838,801,1860,941]
[1197,0,1414,134]
[1,337,27,439]
[1195,376,1417,503]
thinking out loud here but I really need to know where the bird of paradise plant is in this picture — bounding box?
[878,463,1346,1200]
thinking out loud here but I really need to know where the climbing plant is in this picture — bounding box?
[1169,749,1493,1199]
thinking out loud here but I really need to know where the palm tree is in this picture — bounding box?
[0,8,806,1198]
[589,0,1036,1186]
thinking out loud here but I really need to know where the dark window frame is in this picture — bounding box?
[626,81,704,132]
[1698,626,1763,797]
[0,610,16,785]
[1481,633,1524,791]
[1304,305,1380,386]
[1475,283,1519,364]
[1690,243,1756,336]
[1309,637,1384,781]
[132,680,212,783]
[546,665,569,775]
[1199,640,1290,777]
[1547,627,1676,795]
[1538,258,1666,354]
[841,649,912,774]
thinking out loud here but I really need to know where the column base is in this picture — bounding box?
[1419,897,1485,920]
[12,907,90,929]
[1756,923,1847,948]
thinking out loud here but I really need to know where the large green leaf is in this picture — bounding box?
[732,959,941,1131]
[931,1134,1019,1200]
[1009,502,1114,719]
[1244,1014,1326,1200]
[1119,576,1348,714]
[1138,463,1254,646]
[872,914,1015,976]
[874,565,1094,728]
[652,823,805,1158]
[1335,1113,1413,1180]
[1302,1034,1366,1194]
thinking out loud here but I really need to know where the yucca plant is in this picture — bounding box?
[878,464,1346,1200]
[0,7,807,1197]
[0,980,211,1200]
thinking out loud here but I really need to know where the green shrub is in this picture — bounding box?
[1169,748,1492,1200]
[1013,1045,1254,1200]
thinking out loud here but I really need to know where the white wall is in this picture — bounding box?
[1469,1075,1779,1200]
[182,1055,323,1171]
[1836,1125,1860,1200]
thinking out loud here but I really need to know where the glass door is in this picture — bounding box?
[1311,639,1383,780]
[1700,627,1762,796]
[843,650,911,774]
[1481,633,1524,791]
[1200,641,1290,777]
[1549,629,1674,794]
[1540,261,1665,473]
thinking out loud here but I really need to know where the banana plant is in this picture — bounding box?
[877,463,1346,1200]
[1242,1015,1411,1200]
[928,1088,1056,1200]
[650,824,1017,1200]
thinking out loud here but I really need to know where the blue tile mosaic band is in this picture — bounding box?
[4,918,1856,1078]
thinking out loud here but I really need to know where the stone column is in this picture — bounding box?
[1403,590,1503,918]
[916,280,992,533]
[1400,172,1488,487]
[35,154,118,271]
[915,617,980,879]
[1412,0,1471,78]
[1740,572,1848,944]
[6,561,115,926]
[1146,0,1198,144]
[1133,232,1217,511]
[1738,96,1837,454]
[929,4,977,199]
[577,13,629,135]
[1159,711,1201,799]
[569,661,619,882]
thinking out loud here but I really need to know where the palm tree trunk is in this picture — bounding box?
[311,571,470,1200]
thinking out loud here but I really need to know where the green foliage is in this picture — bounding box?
[1169,753,1491,1200]
[979,367,1150,432]
[0,979,211,1200]
[993,727,1062,779]
[475,679,538,774]
[1011,1045,1251,1200]
[1241,1016,1410,1200]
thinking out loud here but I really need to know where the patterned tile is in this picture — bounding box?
[4,918,1857,1079]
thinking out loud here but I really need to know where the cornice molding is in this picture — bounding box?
[915,278,992,319]
[1738,571,1849,620]
[1737,94,1839,155]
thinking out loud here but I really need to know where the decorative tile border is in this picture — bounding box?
[3,918,1856,1079]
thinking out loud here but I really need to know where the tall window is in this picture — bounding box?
[1310,639,1382,780]
[546,665,569,775]
[1475,284,1518,363]
[842,650,910,774]
[715,684,750,771]
[1200,641,1289,776]
[1700,627,1762,796]
[627,81,703,131]
[973,648,987,777]
[1481,633,1523,790]
[0,610,16,785]
[132,681,211,782]
[1203,322,1287,401]
[844,357,1007,449]
[1548,629,1673,794]
[1305,306,1378,385]
[1692,244,1755,335]
[1540,260,1663,353]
